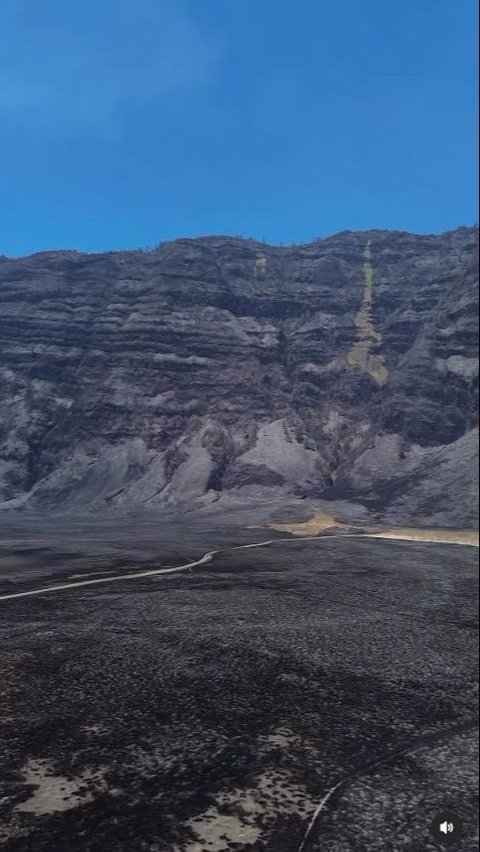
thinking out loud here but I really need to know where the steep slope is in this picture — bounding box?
[0,227,477,525]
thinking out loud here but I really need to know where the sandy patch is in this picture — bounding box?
[261,726,302,750]
[258,512,478,546]
[264,509,343,537]
[176,766,314,852]
[369,528,479,547]
[16,759,106,815]
[0,556,35,569]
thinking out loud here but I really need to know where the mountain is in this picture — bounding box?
[0,227,478,526]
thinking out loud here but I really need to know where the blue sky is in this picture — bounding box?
[0,0,477,256]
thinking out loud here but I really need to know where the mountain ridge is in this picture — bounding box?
[3,223,477,261]
[0,226,478,525]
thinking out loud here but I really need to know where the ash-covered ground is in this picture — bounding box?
[0,516,478,852]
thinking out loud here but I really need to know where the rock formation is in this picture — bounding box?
[0,227,478,525]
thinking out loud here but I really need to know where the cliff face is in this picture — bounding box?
[0,227,478,525]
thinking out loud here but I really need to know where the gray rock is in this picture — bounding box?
[0,227,477,525]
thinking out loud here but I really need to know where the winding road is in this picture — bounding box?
[0,531,477,602]
[0,534,350,601]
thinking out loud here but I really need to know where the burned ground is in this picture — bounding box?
[0,534,478,851]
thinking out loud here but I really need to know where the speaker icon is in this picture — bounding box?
[431,811,461,843]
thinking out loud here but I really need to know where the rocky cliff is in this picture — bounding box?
[0,227,478,525]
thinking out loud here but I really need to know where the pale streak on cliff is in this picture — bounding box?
[347,240,389,385]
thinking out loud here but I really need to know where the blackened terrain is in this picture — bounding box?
[0,536,478,851]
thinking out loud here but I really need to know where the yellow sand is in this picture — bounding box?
[264,511,478,547]
[369,528,479,547]
[265,510,343,536]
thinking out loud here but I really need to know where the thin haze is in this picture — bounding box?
[0,0,477,256]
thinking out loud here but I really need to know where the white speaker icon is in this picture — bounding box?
[432,812,460,841]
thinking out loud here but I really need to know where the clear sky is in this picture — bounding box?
[0,0,478,256]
